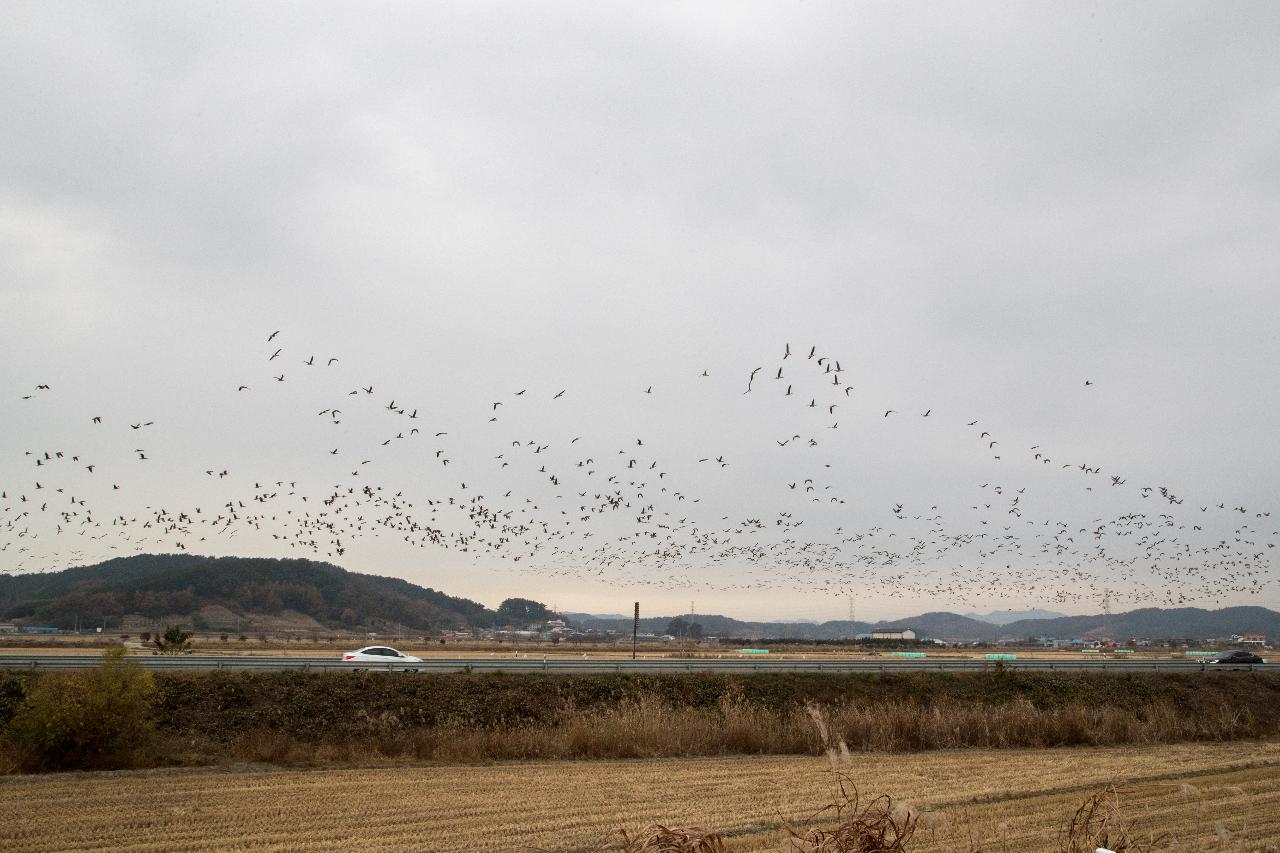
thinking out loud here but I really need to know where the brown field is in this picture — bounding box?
[2,741,1277,852]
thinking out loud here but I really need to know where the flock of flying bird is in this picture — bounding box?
[2,331,1276,612]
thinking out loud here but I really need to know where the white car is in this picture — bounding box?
[341,646,423,670]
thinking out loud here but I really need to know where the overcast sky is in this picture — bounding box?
[3,2,1279,622]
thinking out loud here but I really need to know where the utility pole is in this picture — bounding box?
[632,602,639,660]
[1102,589,1112,644]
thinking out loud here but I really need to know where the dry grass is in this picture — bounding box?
[0,741,1277,852]
[9,667,1272,773]
[623,771,1280,853]
[820,697,1261,751]
[782,777,917,852]
[898,764,1280,853]
[201,694,1268,769]
[611,826,730,853]
[1055,784,1162,853]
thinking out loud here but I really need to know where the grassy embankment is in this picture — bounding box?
[1,659,1278,771]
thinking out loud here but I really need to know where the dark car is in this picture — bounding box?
[1206,650,1265,665]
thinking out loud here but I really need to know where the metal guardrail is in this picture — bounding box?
[0,655,1274,674]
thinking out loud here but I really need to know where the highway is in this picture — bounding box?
[0,654,1274,674]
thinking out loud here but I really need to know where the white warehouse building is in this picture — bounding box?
[870,628,917,641]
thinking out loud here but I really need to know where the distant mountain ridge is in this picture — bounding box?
[563,610,1000,641]
[2,554,1275,641]
[962,608,1068,625]
[998,606,1280,642]
[567,606,1279,642]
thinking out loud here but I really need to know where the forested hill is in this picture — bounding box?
[0,554,514,632]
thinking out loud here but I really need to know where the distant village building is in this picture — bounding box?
[1239,632,1267,646]
[870,628,916,641]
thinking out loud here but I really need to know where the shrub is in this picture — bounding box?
[3,646,157,771]
[0,672,29,731]
[154,624,193,655]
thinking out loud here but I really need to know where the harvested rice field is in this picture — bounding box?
[3,741,1278,852]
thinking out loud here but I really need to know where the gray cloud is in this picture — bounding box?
[3,2,1279,620]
